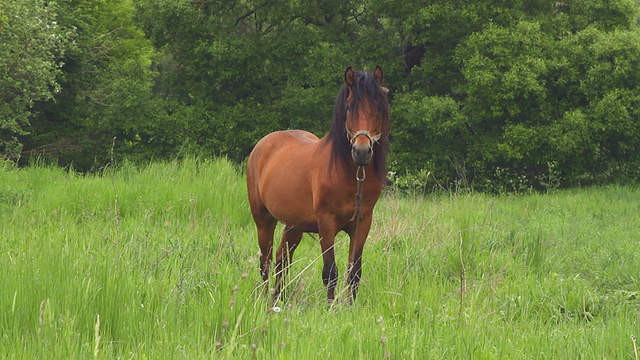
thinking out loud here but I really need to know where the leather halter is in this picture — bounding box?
[345,127,382,146]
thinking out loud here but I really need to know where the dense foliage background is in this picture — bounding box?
[2,0,640,191]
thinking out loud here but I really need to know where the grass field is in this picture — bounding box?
[0,158,639,359]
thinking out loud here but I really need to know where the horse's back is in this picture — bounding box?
[247,130,319,175]
[246,130,324,229]
[251,130,318,156]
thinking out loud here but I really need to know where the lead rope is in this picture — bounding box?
[350,166,366,222]
[348,165,366,301]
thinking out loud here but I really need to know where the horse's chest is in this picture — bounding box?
[316,181,382,216]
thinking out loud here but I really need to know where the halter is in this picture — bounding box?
[345,127,382,147]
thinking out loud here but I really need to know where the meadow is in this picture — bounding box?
[0,158,639,359]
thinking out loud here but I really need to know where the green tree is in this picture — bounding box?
[455,21,553,188]
[390,0,640,190]
[23,0,158,169]
[549,26,640,184]
[0,0,70,160]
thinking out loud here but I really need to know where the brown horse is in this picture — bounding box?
[246,66,390,303]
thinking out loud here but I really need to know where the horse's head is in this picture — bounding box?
[343,66,389,167]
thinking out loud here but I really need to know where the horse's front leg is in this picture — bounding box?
[347,214,373,303]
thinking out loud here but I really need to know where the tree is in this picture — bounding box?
[23,0,159,169]
[390,0,640,190]
[0,0,70,160]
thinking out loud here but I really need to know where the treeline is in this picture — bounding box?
[2,0,640,191]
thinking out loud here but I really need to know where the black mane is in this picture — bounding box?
[328,70,390,179]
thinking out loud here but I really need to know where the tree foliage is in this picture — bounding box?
[392,0,640,190]
[4,0,640,190]
[0,0,70,159]
[19,0,158,169]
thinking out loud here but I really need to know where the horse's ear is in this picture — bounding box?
[374,65,384,85]
[344,67,355,87]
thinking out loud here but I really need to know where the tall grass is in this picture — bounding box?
[0,158,638,358]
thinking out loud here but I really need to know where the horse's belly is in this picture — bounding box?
[261,173,318,230]
[255,131,321,230]
[267,199,319,232]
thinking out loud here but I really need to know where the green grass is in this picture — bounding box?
[1,158,639,359]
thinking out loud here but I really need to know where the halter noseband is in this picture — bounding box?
[346,128,382,146]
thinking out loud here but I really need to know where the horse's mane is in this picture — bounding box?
[329,70,390,179]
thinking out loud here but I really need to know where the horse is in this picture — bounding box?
[246,66,390,304]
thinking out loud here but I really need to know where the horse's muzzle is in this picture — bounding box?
[351,143,373,166]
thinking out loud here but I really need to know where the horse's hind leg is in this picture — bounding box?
[254,212,277,296]
[274,228,303,301]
